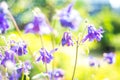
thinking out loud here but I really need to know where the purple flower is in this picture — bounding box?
[61,32,73,46]
[59,3,81,30]
[47,69,64,80]
[0,9,9,34]
[10,40,28,56]
[23,61,32,74]
[103,52,115,64]
[9,61,32,80]
[37,48,58,63]
[1,51,15,67]
[9,69,22,80]
[24,12,52,35]
[88,56,98,67]
[82,25,104,43]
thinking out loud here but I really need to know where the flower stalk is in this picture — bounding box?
[72,41,79,80]
[39,35,48,73]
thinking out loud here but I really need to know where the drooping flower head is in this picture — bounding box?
[82,25,104,43]
[59,3,82,30]
[0,2,9,34]
[103,52,115,64]
[61,32,73,46]
[47,69,64,80]
[37,48,58,63]
[24,8,52,35]
[10,40,28,56]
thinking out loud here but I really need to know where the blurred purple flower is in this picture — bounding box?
[1,51,15,67]
[61,32,73,46]
[9,61,32,80]
[9,71,19,80]
[0,8,9,34]
[88,56,99,67]
[10,40,28,56]
[9,68,23,80]
[37,48,58,63]
[103,52,115,64]
[23,61,32,74]
[24,13,52,35]
[47,69,64,80]
[82,25,104,43]
[59,3,82,30]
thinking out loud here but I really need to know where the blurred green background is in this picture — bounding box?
[0,0,120,80]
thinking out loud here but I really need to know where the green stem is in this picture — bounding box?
[51,20,56,80]
[39,35,48,73]
[39,34,44,48]
[26,75,30,80]
[21,72,24,80]
[72,41,79,80]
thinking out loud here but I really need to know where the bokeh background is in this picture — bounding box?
[0,0,120,80]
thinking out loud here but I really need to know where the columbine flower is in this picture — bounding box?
[23,61,32,75]
[1,50,15,67]
[61,32,73,46]
[0,7,9,34]
[37,48,58,63]
[82,25,104,43]
[103,52,115,64]
[24,8,52,35]
[59,3,81,30]
[10,40,28,56]
[47,69,64,80]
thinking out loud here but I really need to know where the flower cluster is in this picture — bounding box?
[0,39,31,80]
[10,40,28,56]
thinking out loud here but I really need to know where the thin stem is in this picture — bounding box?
[39,35,48,73]
[39,34,44,48]
[72,41,79,80]
[26,75,30,80]
[21,72,24,80]
[51,20,56,80]
[45,62,48,73]
[78,25,88,45]
[8,11,22,38]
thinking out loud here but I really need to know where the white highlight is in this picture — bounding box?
[109,0,120,8]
